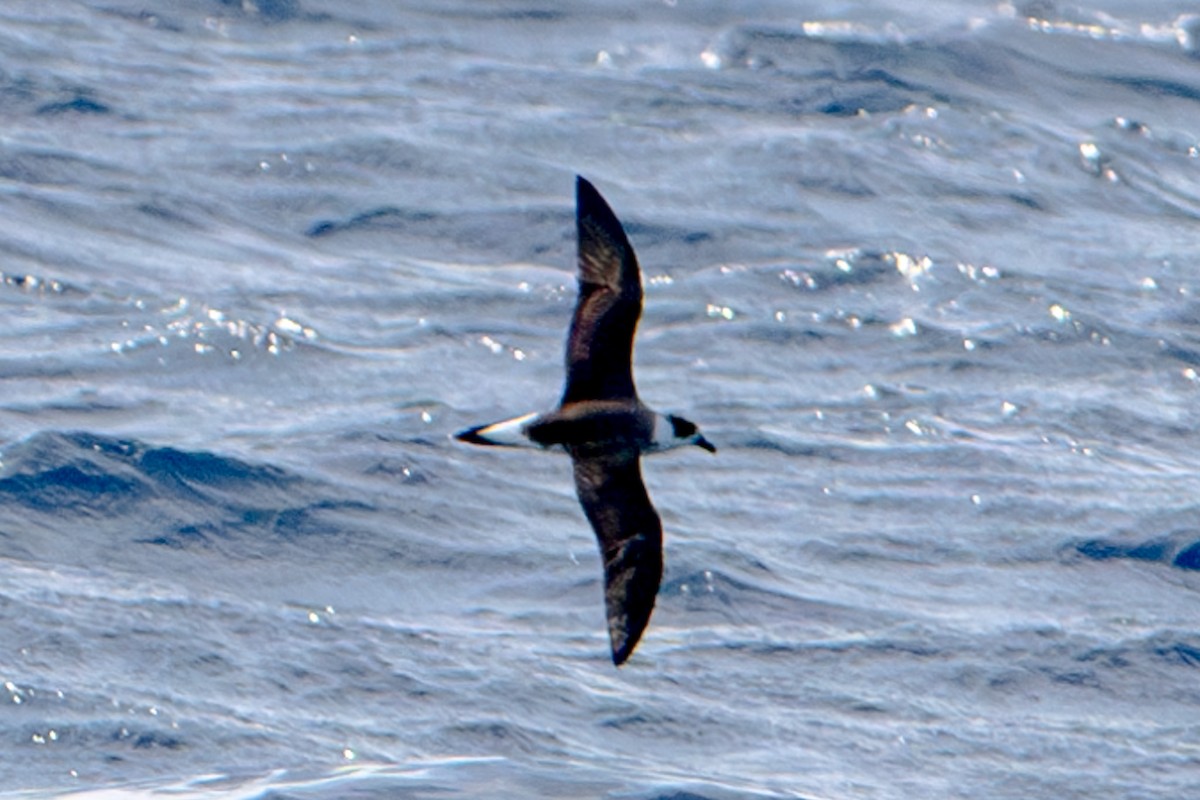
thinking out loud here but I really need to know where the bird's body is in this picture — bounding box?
[460,400,692,457]
[455,176,714,665]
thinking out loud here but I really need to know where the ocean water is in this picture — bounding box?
[2,1,1200,797]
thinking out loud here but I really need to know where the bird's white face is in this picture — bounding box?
[649,414,690,452]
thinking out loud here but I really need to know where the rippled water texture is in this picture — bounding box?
[2,1,1200,798]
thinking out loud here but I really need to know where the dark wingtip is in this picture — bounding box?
[576,174,597,203]
[609,621,644,667]
[601,530,662,667]
[575,175,622,232]
[576,176,602,221]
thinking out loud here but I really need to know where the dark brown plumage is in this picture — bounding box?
[562,177,643,405]
[564,177,660,664]
[571,451,662,665]
[455,176,714,666]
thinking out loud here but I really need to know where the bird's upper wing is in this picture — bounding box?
[561,176,643,405]
[570,450,663,665]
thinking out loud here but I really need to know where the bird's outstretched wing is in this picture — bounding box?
[570,450,663,665]
[562,176,643,405]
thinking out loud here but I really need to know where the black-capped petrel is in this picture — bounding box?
[455,176,716,666]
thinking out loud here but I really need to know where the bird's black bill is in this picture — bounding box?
[696,435,717,453]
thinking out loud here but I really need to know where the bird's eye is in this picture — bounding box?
[670,416,697,438]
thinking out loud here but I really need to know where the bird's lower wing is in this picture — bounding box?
[570,451,663,665]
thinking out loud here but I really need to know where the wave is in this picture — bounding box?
[0,431,370,568]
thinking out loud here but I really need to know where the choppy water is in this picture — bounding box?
[3,1,1200,798]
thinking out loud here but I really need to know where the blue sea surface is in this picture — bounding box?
[2,1,1200,798]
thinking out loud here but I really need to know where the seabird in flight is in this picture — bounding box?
[455,176,715,665]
